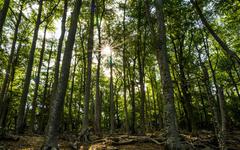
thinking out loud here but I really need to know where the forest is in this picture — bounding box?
[0,0,240,149]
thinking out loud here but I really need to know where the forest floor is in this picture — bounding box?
[0,130,240,149]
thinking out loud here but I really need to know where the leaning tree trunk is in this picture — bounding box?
[82,0,95,138]
[155,0,180,148]
[0,0,10,44]
[190,0,240,66]
[43,0,82,148]
[16,0,43,134]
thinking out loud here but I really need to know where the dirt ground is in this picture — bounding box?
[0,131,240,149]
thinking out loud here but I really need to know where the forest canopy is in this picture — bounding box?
[0,0,240,149]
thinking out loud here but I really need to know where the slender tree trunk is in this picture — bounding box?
[16,0,43,134]
[130,58,136,134]
[43,0,82,148]
[52,0,68,94]
[122,0,129,134]
[109,54,114,134]
[82,0,95,133]
[94,0,104,135]
[0,43,21,134]
[218,86,226,150]
[39,44,53,133]
[30,24,48,133]
[0,4,23,126]
[155,0,180,148]
[0,0,10,44]
[68,56,77,131]
[190,0,240,65]
[136,0,145,134]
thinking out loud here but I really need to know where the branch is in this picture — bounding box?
[40,0,60,24]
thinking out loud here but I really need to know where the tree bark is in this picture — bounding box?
[52,0,68,95]
[155,0,180,148]
[122,0,130,134]
[43,0,82,148]
[16,0,43,134]
[82,0,95,134]
[137,0,145,135]
[94,0,104,135]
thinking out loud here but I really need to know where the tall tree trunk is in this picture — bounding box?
[82,0,95,133]
[0,3,23,124]
[68,56,77,131]
[109,54,114,134]
[43,0,82,148]
[155,0,180,148]
[137,0,145,134]
[39,43,53,133]
[130,58,136,134]
[16,0,43,134]
[94,0,104,135]
[190,0,240,65]
[52,0,68,95]
[30,24,48,133]
[0,0,10,44]
[122,0,129,134]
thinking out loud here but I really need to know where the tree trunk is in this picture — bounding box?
[0,4,23,126]
[52,0,68,95]
[190,0,240,65]
[94,0,104,135]
[16,0,43,134]
[82,0,95,134]
[30,24,48,133]
[39,43,53,133]
[0,43,21,135]
[109,55,114,134]
[68,56,78,131]
[155,0,180,148]
[43,0,82,148]
[0,0,10,44]
[137,0,145,135]
[122,0,130,134]
[218,86,226,150]
[130,58,136,134]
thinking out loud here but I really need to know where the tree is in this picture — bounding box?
[82,0,95,137]
[43,0,82,148]
[16,0,44,134]
[190,0,240,66]
[155,0,180,148]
